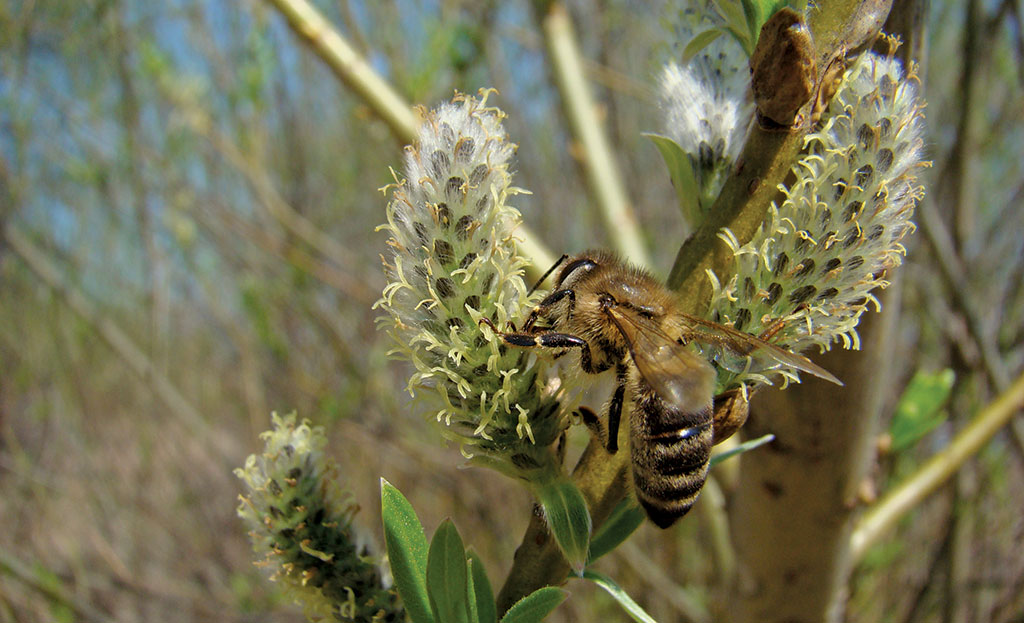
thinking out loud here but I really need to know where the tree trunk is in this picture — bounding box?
[725,290,901,622]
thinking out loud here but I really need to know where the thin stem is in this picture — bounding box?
[849,369,1024,562]
[537,2,650,267]
[665,126,805,307]
[262,0,418,142]
[113,10,170,368]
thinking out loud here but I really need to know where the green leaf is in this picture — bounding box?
[426,519,470,623]
[723,24,754,56]
[712,0,755,54]
[771,0,796,14]
[588,499,646,564]
[468,550,497,623]
[710,433,775,466]
[535,478,592,574]
[739,0,764,46]
[466,559,478,623]
[681,28,724,62]
[889,369,954,452]
[499,587,568,623]
[581,569,658,623]
[644,133,702,227]
[381,479,435,623]
[713,0,749,36]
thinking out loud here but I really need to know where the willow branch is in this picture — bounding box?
[535,2,650,266]
[849,369,1024,562]
[260,0,556,276]
[496,437,630,612]
[261,0,417,141]
[667,0,892,311]
[498,1,891,614]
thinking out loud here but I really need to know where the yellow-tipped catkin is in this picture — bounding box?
[709,51,927,388]
[375,91,569,480]
[235,413,403,622]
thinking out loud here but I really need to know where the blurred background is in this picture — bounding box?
[1,1,1022,621]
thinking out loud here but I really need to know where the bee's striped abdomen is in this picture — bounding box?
[630,389,714,528]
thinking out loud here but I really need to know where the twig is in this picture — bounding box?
[581,57,657,102]
[947,458,978,620]
[192,185,378,303]
[535,2,650,267]
[113,12,170,369]
[1003,0,1024,85]
[336,0,371,56]
[914,0,1024,469]
[849,369,1024,561]
[262,0,417,141]
[917,204,1008,385]
[896,523,951,623]
[946,0,986,250]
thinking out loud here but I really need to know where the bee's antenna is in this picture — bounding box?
[528,254,568,295]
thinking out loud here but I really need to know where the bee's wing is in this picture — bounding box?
[672,311,843,386]
[605,306,715,411]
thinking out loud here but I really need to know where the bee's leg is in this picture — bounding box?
[578,406,608,451]
[757,317,788,342]
[604,365,628,454]
[520,308,542,333]
[522,288,577,333]
[711,387,753,445]
[479,318,595,364]
[555,430,568,465]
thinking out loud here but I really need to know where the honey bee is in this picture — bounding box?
[482,250,841,528]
